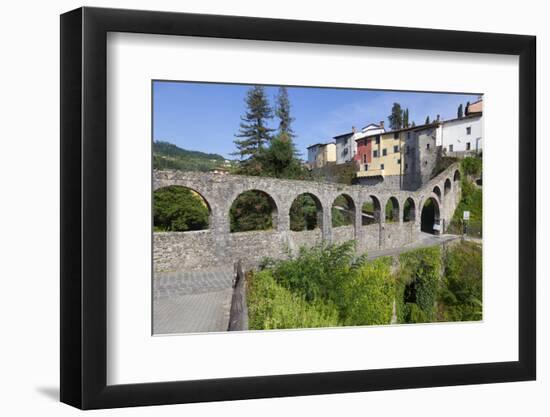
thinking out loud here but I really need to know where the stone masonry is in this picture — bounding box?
[153,164,462,273]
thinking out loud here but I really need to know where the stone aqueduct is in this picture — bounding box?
[153,164,462,272]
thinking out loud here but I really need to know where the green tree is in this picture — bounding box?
[290,194,319,231]
[230,191,275,232]
[388,102,404,131]
[465,101,471,115]
[256,133,306,179]
[275,86,295,138]
[233,86,274,164]
[402,108,409,128]
[457,103,464,118]
[425,115,430,124]
[153,186,209,231]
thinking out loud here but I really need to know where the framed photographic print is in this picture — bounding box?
[60,6,536,409]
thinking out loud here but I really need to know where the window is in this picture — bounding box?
[424,161,428,166]
[466,126,471,135]
[405,163,408,170]
[380,164,385,170]
[405,146,409,155]
[397,159,401,164]
[426,143,430,150]
[362,154,367,163]
[394,132,399,139]
[449,144,454,152]
[466,142,471,150]
[407,132,411,140]
[375,136,380,144]
[382,149,387,156]
[373,150,378,158]
[364,164,369,171]
[394,145,399,153]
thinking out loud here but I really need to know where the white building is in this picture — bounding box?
[436,114,483,155]
[334,122,385,164]
[435,99,483,155]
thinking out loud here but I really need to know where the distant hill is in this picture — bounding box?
[153,141,229,172]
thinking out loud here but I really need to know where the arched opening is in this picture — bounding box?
[454,169,461,183]
[403,198,416,223]
[385,197,400,223]
[432,186,441,201]
[153,185,210,232]
[230,190,278,233]
[361,195,381,225]
[332,194,355,227]
[444,178,452,196]
[420,197,441,235]
[289,193,323,231]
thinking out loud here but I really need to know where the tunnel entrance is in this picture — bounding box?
[420,197,440,235]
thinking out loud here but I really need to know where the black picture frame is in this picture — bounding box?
[60,6,536,410]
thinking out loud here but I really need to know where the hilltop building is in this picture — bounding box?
[436,99,483,156]
[334,122,385,164]
[306,142,336,169]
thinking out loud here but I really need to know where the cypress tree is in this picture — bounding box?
[275,86,295,138]
[457,104,464,118]
[234,86,274,161]
[425,115,430,124]
[388,103,404,131]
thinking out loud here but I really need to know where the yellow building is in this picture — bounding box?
[307,142,336,169]
[356,131,404,178]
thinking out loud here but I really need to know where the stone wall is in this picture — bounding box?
[152,164,462,273]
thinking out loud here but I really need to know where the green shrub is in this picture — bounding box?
[341,258,395,326]
[438,242,482,321]
[153,186,209,231]
[247,270,340,330]
[461,156,482,177]
[396,247,441,323]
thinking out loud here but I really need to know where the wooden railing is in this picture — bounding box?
[228,260,248,331]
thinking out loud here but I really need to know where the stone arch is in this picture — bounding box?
[432,185,442,201]
[361,195,382,225]
[454,169,461,182]
[229,189,279,233]
[385,196,400,223]
[153,185,211,232]
[403,197,416,223]
[420,196,441,234]
[444,178,452,196]
[331,193,356,227]
[289,192,323,232]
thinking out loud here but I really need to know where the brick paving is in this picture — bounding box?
[153,268,234,335]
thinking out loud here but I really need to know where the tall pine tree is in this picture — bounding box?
[402,108,410,128]
[457,103,464,118]
[275,86,295,138]
[425,115,431,124]
[234,86,274,161]
[388,103,404,131]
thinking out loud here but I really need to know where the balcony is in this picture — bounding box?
[356,168,385,178]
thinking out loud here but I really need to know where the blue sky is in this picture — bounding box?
[153,81,481,160]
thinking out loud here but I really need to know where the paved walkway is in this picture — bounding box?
[153,268,234,335]
[368,233,460,260]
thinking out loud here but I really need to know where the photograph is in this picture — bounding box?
[152,81,484,335]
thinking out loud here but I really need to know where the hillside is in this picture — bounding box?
[153,140,228,171]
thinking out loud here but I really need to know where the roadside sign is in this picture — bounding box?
[433,223,441,231]
[463,210,470,220]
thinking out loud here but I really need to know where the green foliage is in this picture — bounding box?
[332,195,354,227]
[275,87,295,138]
[230,191,275,233]
[268,241,357,304]
[438,242,482,321]
[457,103,464,118]
[388,102,404,131]
[385,199,398,222]
[153,141,226,172]
[234,86,275,164]
[248,270,340,330]
[255,133,308,179]
[461,156,482,177]
[153,186,209,232]
[431,156,458,178]
[425,115,430,124]
[396,247,441,323]
[290,194,319,231]
[340,258,395,325]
